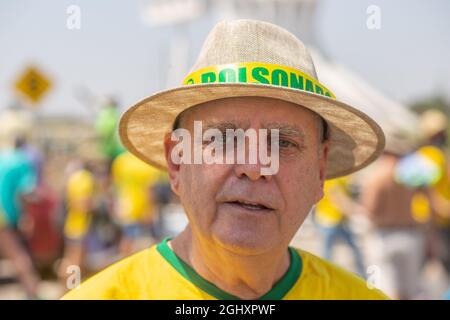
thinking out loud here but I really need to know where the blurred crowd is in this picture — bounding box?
[314,109,450,299]
[0,99,187,299]
[0,99,449,300]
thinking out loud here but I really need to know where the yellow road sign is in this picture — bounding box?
[15,66,52,104]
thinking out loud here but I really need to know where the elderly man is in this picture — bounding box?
[63,19,387,300]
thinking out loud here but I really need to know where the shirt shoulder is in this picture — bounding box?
[286,248,389,300]
[61,244,211,300]
[62,245,160,300]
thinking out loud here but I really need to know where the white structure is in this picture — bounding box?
[140,0,207,27]
[310,48,418,136]
[140,0,418,134]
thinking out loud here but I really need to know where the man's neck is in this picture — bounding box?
[168,227,291,300]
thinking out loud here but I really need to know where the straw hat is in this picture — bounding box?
[119,19,385,179]
[419,109,448,140]
[383,126,417,156]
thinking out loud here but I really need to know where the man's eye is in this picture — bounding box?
[279,139,297,148]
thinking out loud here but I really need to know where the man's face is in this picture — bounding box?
[164,97,329,255]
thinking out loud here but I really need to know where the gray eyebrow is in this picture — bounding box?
[262,122,305,140]
[199,121,305,147]
[202,121,250,132]
[201,121,304,136]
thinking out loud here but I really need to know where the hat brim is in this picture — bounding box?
[119,83,385,179]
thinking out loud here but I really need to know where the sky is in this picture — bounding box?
[0,0,449,119]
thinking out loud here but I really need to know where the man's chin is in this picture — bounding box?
[212,231,278,256]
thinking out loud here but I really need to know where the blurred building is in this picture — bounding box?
[141,0,418,137]
[29,116,100,189]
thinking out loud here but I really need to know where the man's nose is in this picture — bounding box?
[233,162,273,181]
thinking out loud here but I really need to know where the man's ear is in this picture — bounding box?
[164,132,180,196]
[316,141,330,202]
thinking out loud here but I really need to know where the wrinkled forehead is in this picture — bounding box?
[173,96,320,133]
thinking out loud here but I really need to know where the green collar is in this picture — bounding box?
[156,237,302,300]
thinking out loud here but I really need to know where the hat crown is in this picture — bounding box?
[190,19,318,79]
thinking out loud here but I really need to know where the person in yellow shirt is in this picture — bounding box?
[403,110,450,278]
[315,177,366,277]
[63,236,385,300]
[58,163,95,280]
[412,110,450,276]
[112,151,163,255]
[410,146,450,278]
[63,20,388,300]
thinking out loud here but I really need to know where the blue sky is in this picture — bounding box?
[1,0,449,118]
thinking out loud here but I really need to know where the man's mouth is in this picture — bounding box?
[225,200,273,211]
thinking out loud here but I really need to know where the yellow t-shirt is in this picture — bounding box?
[411,192,432,224]
[112,152,164,225]
[64,169,95,240]
[315,177,349,227]
[411,146,450,226]
[62,238,388,300]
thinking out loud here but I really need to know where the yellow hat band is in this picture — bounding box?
[183,62,335,99]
